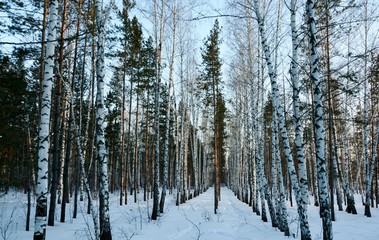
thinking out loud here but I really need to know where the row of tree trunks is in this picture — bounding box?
[27,1,379,240]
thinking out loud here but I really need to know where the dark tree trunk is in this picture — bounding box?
[26,187,31,231]
[60,115,72,223]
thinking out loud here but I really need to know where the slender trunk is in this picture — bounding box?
[39,0,48,114]
[175,109,181,206]
[271,114,279,227]
[256,69,267,223]
[85,34,97,214]
[119,0,133,206]
[68,87,100,239]
[126,73,133,198]
[253,1,312,238]
[183,111,190,202]
[120,63,126,205]
[247,13,257,213]
[144,86,151,202]
[273,112,289,236]
[290,0,311,235]
[72,0,82,217]
[95,0,112,238]
[57,114,66,204]
[363,0,377,218]
[134,79,140,203]
[34,0,58,239]
[48,0,67,226]
[307,0,333,238]
[151,0,165,220]
[60,107,72,223]
[26,187,31,231]
[325,0,336,221]
[79,9,89,203]
[160,0,176,211]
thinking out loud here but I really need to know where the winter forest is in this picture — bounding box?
[1,0,379,239]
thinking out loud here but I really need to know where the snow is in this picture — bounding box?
[1,187,379,239]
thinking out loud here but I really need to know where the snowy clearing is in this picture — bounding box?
[1,187,379,239]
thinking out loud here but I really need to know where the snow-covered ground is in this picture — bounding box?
[1,187,378,239]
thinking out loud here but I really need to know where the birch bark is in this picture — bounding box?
[95,0,112,238]
[34,0,58,239]
[152,0,165,220]
[160,0,177,212]
[307,0,333,238]
[252,1,311,238]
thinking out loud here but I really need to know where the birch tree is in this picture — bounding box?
[34,0,58,239]
[48,0,67,226]
[252,0,312,238]
[160,0,177,213]
[307,0,333,238]
[272,111,289,235]
[152,0,165,221]
[289,0,310,230]
[95,0,112,238]
[65,77,100,240]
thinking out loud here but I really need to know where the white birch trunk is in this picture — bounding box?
[365,117,379,216]
[271,114,279,224]
[57,116,66,204]
[95,0,112,238]
[67,84,100,240]
[183,112,190,200]
[152,0,165,220]
[34,1,58,239]
[246,9,257,213]
[160,0,176,211]
[290,0,310,236]
[191,78,200,197]
[307,0,333,238]
[252,1,311,238]
[273,111,289,236]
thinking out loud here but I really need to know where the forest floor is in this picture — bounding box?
[0,187,378,240]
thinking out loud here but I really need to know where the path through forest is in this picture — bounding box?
[132,187,290,240]
[3,187,379,239]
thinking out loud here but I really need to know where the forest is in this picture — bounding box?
[1,0,379,239]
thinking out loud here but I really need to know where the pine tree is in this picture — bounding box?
[116,0,135,206]
[199,19,224,214]
[0,50,28,190]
